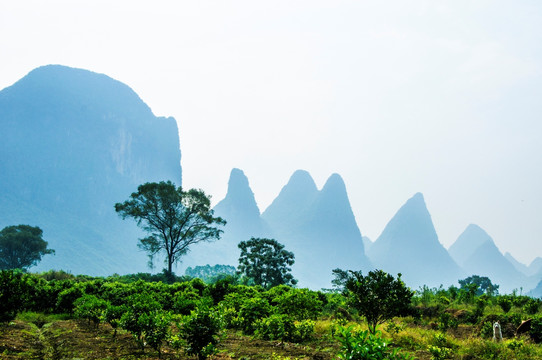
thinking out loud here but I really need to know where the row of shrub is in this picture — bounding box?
[1,270,336,357]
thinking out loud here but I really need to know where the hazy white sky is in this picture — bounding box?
[1,1,541,264]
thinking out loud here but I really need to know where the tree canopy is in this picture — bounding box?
[458,275,499,296]
[344,269,413,334]
[0,225,54,270]
[237,238,297,289]
[115,181,226,274]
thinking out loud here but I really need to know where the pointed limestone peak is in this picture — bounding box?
[529,257,542,276]
[368,192,462,288]
[214,168,260,216]
[449,224,493,267]
[315,173,356,222]
[285,169,318,194]
[377,192,434,242]
[322,173,346,192]
[262,169,318,221]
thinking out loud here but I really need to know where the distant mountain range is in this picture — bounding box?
[1,65,540,293]
[0,65,182,275]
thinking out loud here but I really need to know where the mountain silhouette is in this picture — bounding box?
[449,224,492,267]
[368,193,463,288]
[0,65,182,275]
[263,171,371,289]
[450,224,536,293]
[181,168,270,270]
[504,252,529,275]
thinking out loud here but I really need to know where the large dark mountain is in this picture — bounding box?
[262,170,371,289]
[367,193,463,288]
[180,168,270,270]
[450,225,534,293]
[0,65,182,275]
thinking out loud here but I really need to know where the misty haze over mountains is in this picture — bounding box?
[0,65,182,275]
[1,65,541,293]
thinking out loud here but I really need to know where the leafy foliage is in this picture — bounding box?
[255,314,314,343]
[458,275,499,296]
[344,270,414,334]
[73,294,108,326]
[0,270,30,322]
[237,237,297,289]
[273,288,323,320]
[0,225,54,270]
[335,326,413,360]
[115,181,226,274]
[176,306,222,360]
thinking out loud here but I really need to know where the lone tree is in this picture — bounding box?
[237,237,297,289]
[115,181,226,275]
[458,275,499,296]
[344,269,413,334]
[0,225,55,270]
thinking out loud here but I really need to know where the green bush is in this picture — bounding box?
[172,288,200,315]
[428,345,452,360]
[138,311,172,355]
[335,326,413,360]
[0,270,30,322]
[530,317,542,343]
[497,297,512,313]
[438,312,458,332]
[56,285,84,313]
[73,294,108,326]
[119,293,163,349]
[238,296,271,334]
[254,314,314,343]
[176,306,222,360]
[273,288,322,320]
[523,298,540,315]
[102,303,127,337]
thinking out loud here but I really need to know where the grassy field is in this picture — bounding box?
[2,312,542,359]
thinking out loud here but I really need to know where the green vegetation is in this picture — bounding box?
[0,225,54,270]
[115,181,226,275]
[2,269,542,359]
[344,269,414,334]
[237,237,297,288]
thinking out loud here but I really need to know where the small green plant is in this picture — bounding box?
[524,298,540,315]
[438,312,457,332]
[506,338,524,350]
[238,296,271,334]
[138,311,171,356]
[176,306,222,360]
[335,325,413,360]
[101,303,126,337]
[254,314,314,343]
[386,321,404,335]
[119,293,162,349]
[428,345,452,360]
[530,317,542,343]
[497,297,512,313]
[73,294,108,327]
